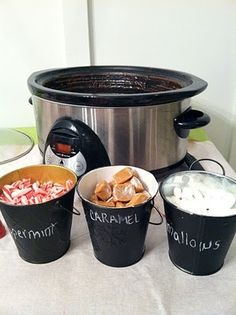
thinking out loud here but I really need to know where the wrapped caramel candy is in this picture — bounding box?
[130,176,144,193]
[94,200,116,207]
[90,167,151,208]
[126,192,151,207]
[113,182,136,202]
[109,179,116,190]
[113,167,134,184]
[94,180,112,201]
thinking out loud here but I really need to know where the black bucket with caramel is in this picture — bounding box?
[77,165,159,267]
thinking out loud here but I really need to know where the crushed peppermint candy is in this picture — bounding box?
[0,178,74,205]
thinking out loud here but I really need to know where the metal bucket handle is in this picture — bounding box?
[189,158,225,176]
[149,201,163,225]
[56,201,81,215]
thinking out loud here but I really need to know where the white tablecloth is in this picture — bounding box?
[0,141,236,315]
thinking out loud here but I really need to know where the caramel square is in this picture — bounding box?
[113,167,134,184]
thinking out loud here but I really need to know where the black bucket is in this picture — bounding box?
[0,165,77,264]
[160,170,236,275]
[77,165,161,267]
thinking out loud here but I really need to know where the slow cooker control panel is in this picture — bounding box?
[43,117,111,178]
[44,145,87,176]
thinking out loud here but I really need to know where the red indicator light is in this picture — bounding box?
[55,143,71,154]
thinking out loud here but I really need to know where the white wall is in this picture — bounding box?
[0,0,235,168]
[62,0,90,66]
[0,0,90,129]
[89,0,236,161]
[0,0,66,128]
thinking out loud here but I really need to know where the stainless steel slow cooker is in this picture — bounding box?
[28,66,209,171]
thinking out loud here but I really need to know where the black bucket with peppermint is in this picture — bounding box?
[77,165,161,267]
[160,170,236,275]
[0,165,77,264]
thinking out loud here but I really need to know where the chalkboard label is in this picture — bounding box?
[167,223,221,252]
[10,222,58,240]
[89,209,140,225]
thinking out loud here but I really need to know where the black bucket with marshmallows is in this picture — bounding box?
[77,165,160,267]
[160,170,236,275]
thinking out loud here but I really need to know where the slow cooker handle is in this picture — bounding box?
[174,108,210,138]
